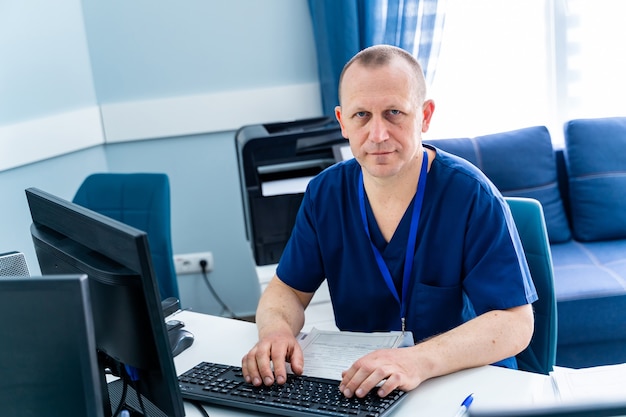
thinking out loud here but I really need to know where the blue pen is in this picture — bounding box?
[452,393,474,417]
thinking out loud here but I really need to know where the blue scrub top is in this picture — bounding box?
[277,146,537,368]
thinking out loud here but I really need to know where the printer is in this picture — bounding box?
[236,117,348,265]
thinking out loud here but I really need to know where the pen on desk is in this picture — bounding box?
[452,393,474,417]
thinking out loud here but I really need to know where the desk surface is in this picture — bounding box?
[172,310,552,417]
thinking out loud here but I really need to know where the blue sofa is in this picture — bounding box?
[426,116,626,369]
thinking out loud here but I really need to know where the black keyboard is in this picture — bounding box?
[178,361,408,417]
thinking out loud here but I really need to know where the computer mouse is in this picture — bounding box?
[169,328,195,357]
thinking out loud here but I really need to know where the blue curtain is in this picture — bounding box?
[308,0,446,116]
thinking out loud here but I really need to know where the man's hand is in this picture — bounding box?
[339,347,425,398]
[241,274,313,387]
[241,328,304,386]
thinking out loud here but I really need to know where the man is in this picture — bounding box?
[242,44,536,399]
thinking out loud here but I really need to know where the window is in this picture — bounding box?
[559,0,626,121]
[425,0,626,145]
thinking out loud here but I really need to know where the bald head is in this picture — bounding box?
[337,45,427,105]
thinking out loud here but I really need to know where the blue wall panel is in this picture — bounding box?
[0,0,97,124]
[81,0,318,103]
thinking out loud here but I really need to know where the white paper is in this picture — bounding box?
[260,176,313,196]
[294,327,412,381]
[550,363,626,401]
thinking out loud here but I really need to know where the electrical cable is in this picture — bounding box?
[112,378,128,417]
[189,400,211,417]
[111,365,149,417]
[131,378,147,417]
[199,259,236,318]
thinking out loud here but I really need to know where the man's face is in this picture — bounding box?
[335,59,431,181]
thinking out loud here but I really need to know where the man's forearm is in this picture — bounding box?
[411,304,534,380]
[255,275,311,338]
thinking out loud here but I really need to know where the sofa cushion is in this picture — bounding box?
[553,238,626,368]
[427,126,571,243]
[550,239,626,301]
[564,117,626,241]
[556,294,626,368]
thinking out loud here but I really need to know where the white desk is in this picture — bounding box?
[172,310,553,417]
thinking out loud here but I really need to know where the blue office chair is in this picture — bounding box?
[73,173,180,301]
[506,197,558,375]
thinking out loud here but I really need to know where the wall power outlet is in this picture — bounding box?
[173,251,214,275]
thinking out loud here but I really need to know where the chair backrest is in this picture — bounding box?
[506,197,557,374]
[73,173,179,301]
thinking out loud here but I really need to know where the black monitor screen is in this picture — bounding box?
[26,187,184,417]
[0,274,103,417]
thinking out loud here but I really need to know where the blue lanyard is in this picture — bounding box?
[358,150,428,332]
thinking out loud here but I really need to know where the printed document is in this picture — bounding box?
[293,327,413,381]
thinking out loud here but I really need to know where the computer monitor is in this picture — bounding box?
[0,274,104,417]
[26,187,185,417]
